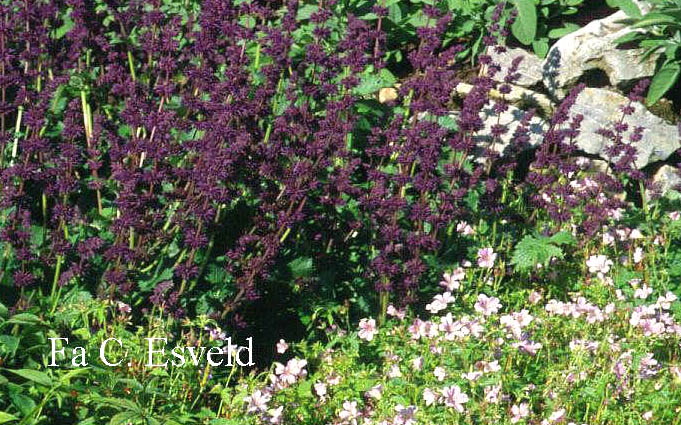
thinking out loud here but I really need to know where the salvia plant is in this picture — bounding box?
[0,0,680,423]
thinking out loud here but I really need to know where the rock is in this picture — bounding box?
[454,82,555,116]
[567,88,680,168]
[470,102,549,160]
[542,1,657,99]
[649,165,681,199]
[378,87,398,104]
[487,47,544,87]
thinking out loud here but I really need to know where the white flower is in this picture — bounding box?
[634,283,653,300]
[633,247,644,264]
[426,291,455,314]
[423,388,438,406]
[547,408,566,423]
[268,406,284,424]
[276,339,289,354]
[314,382,327,397]
[338,401,360,423]
[511,403,530,423]
[358,318,378,341]
[440,268,464,291]
[245,390,271,413]
[457,221,475,235]
[586,254,613,275]
[433,366,446,381]
[367,384,383,400]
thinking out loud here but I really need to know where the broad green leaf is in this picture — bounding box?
[6,314,42,326]
[6,369,53,387]
[547,23,580,39]
[647,61,681,106]
[614,0,642,18]
[109,412,139,425]
[511,0,537,45]
[532,38,550,58]
[0,412,18,424]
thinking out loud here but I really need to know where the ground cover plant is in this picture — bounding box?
[1,0,681,424]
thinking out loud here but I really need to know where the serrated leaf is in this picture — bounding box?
[512,234,565,271]
[289,257,314,279]
[548,231,576,246]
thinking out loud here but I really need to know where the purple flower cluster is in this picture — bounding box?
[0,0,656,320]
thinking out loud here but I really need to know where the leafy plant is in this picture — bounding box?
[511,231,576,271]
[616,0,681,105]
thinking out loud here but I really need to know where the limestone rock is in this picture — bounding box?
[649,165,681,199]
[487,47,544,87]
[542,1,657,99]
[567,88,680,168]
[471,102,549,159]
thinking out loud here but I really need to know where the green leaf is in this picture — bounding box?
[6,369,53,387]
[0,413,18,424]
[613,0,642,18]
[532,38,550,58]
[9,392,35,417]
[511,0,537,45]
[548,231,576,246]
[289,257,314,279]
[109,411,139,425]
[512,234,566,271]
[647,61,681,106]
[547,23,580,39]
[296,4,318,20]
[6,314,42,326]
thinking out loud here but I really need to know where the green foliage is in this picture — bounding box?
[511,231,576,271]
[616,0,681,105]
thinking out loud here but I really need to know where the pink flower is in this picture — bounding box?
[511,403,530,423]
[634,284,653,300]
[669,211,681,221]
[338,401,360,423]
[546,408,566,423]
[440,385,469,413]
[387,304,406,320]
[484,384,501,403]
[116,302,131,314]
[513,340,542,356]
[426,291,455,314]
[528,291,542,304]
[586,255,613,275]
[366,384,383,400]
[423,388,438,406]
[433,366,446,381]
[276,339,289,354]
[474,294,502,316]
[245,389,271,413]
[268,406,283,424]
[314,382,327,397]
[477,248,497,269]
[457,221,474,235]
[440,268,465,291]
[358,318,378,341]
